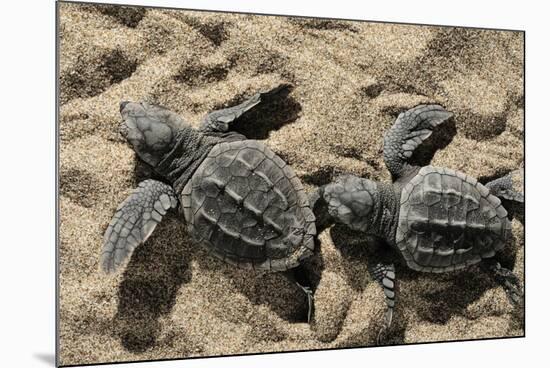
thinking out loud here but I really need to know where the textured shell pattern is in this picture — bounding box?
[181,140,316,271]
[397,166,511,273]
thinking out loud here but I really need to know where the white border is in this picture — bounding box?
[2,1,548,367]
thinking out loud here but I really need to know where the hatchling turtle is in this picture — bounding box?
[100,85,317,320]
[313,104,524,339]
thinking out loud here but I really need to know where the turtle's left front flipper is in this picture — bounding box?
[199,84,292,132]
[383,105,453,179]
[485,168,524,203]
[100,179,178,274]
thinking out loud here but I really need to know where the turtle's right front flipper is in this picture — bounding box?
[100,179,178,274]
[383,105,453,179]
[199,83,292,132]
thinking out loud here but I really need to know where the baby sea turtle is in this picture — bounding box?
[313,104,523,339]
[101,85,316,320]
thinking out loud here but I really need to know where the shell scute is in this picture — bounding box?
[185,140,315,271]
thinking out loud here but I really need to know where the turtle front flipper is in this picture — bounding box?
[368,262,397,344]
[100,179,178,274]
[485,168,524,203]
[199,84,292,132]
[383,105,453,179]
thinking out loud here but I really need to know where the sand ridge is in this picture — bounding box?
[58,3,524,365]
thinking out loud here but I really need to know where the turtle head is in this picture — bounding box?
[322,176,379,232]
[119,101,185,167]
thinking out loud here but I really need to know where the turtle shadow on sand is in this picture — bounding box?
[414,229,523,328]
[222,84,302,140]
[191,250,313,325]
[328,225,408,344]
[113,216,192,353]
[408,116,457,168]
[415,270,497,324]
[113,220,312,353]
[328,224,520,343]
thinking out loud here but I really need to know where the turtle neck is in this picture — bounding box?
[154,127,245,194]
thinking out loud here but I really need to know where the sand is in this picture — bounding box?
[58,2,524,366]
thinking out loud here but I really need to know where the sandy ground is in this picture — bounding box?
[58,3,524,366]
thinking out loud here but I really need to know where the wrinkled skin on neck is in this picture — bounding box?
[372,181,400,244]
[119,101,244,193]
[351,179,400,243]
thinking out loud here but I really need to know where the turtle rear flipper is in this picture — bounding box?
[100,179,178,274]
[383,104,453,179]
[485,168,524,203]
[481,259,523,305]
[284,266,315,323]
[199,83,292,132]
